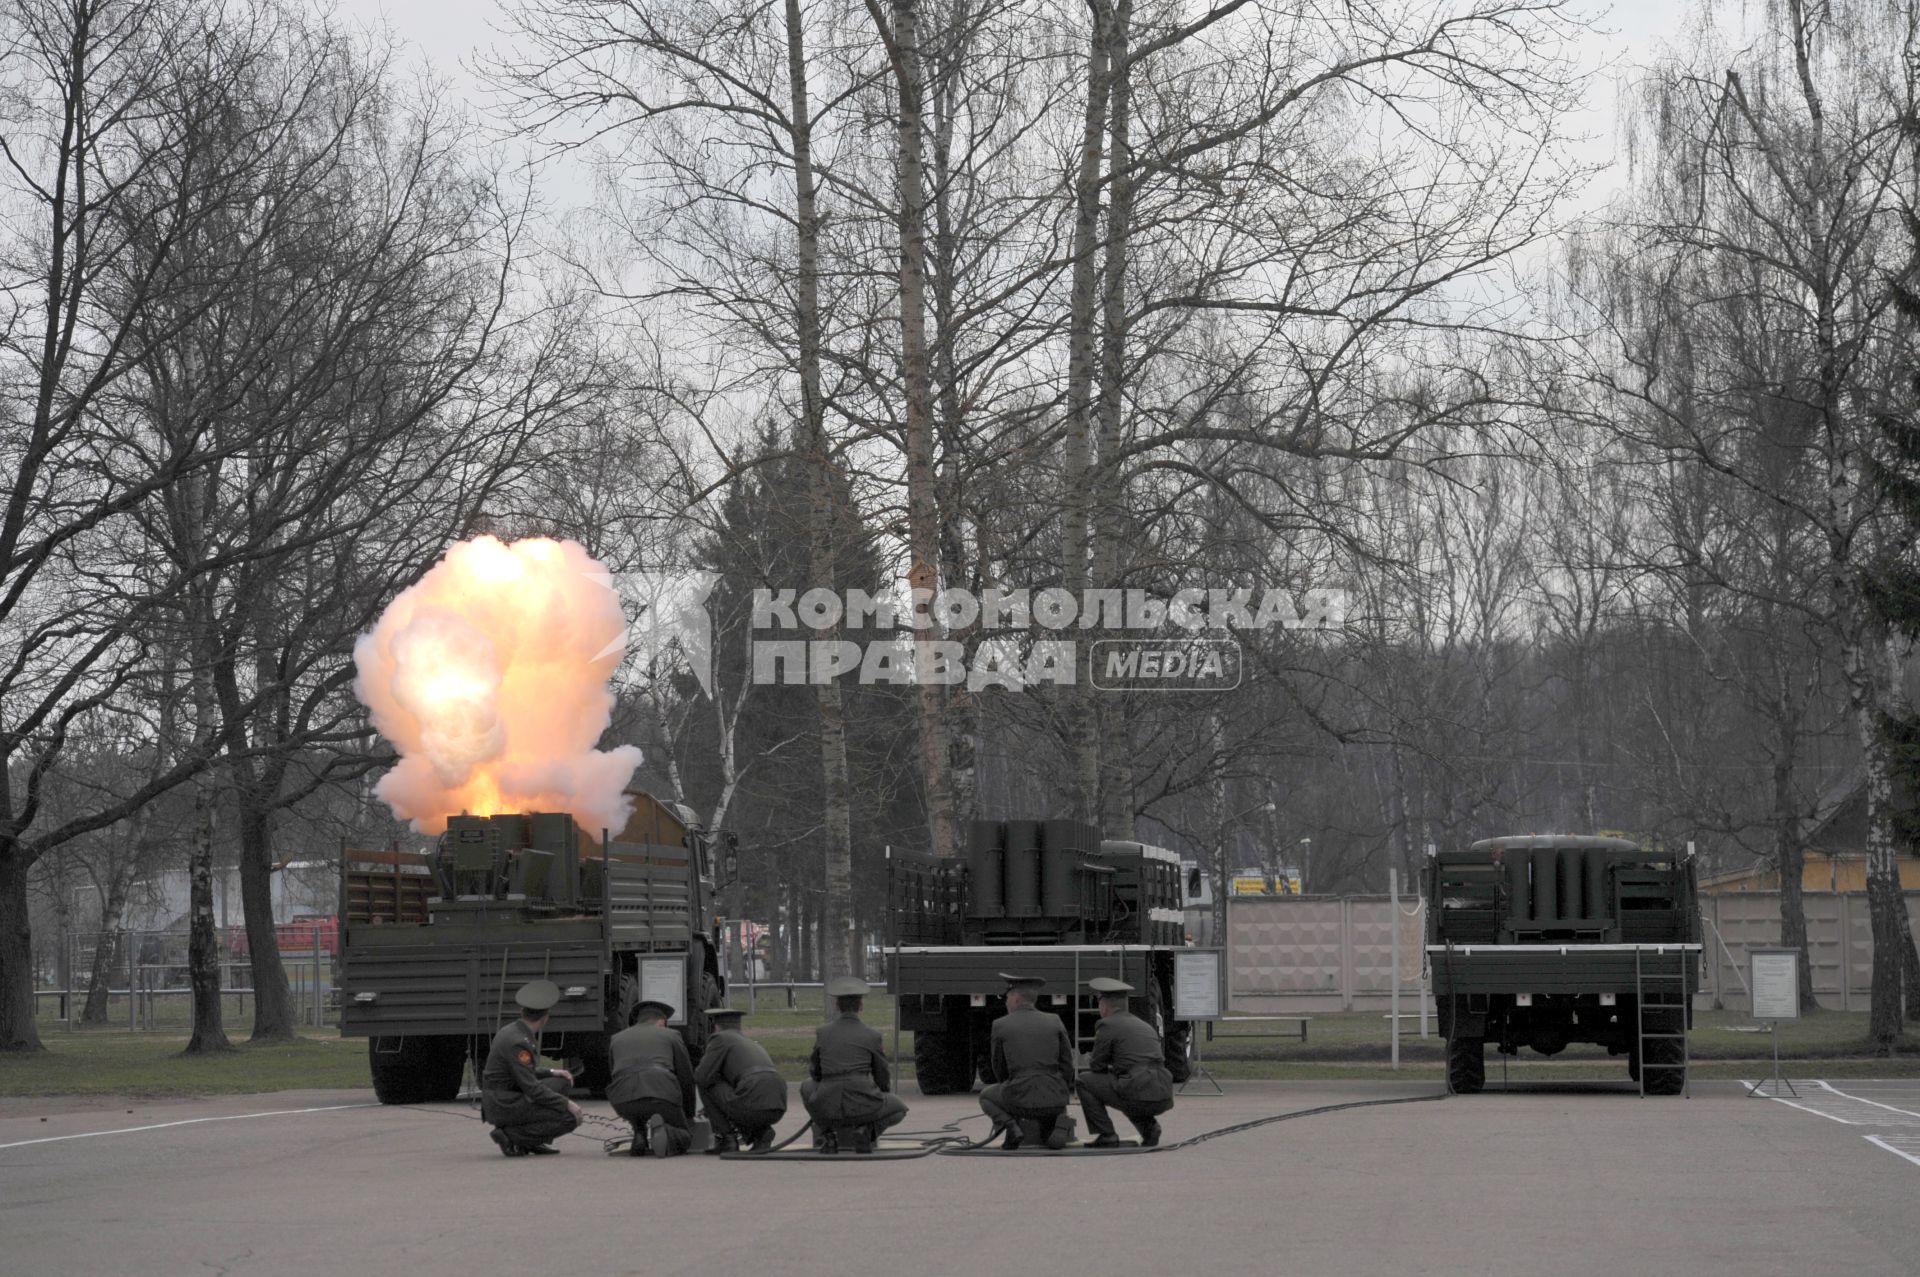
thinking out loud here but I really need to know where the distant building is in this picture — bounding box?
[1700,852,1920,894]
[1700,770,1920,894]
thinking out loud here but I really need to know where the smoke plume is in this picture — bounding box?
[353,535,642,835]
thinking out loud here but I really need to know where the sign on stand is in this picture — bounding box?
[1750,949,1800,1022]
[1173,949,1222,1021]
[1746,947,1800,1097]
[640,957,685,1026]
[1173,949,1224,1095]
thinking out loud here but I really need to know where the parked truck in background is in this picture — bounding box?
[887,818,1195,1094]
[1427,834,1702,1096]
[338,789,732,1104]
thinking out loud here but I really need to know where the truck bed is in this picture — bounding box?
[890,944,1162,996]
[1426,942,1701,996]
[340,920,607,1036]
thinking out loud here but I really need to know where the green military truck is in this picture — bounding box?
[1426,835,1701,1096]
[887,818,1194,1094]
[338,790,731,1103]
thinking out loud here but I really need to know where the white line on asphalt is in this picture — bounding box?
[1740,1081,1870,1125]
[1815,1080,1920,1121]
[1864,1135,1920,1169]
[0,1102,379,1150]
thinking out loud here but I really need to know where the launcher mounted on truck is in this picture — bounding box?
[1427,834,1701,1096]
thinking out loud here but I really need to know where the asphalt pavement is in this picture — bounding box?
[4,1076,1917,1276]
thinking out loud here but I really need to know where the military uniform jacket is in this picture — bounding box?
[990,1006,1075,1112]
[1086,1010,1173,1106]
[606,1022,696,1113]
[481,1019,569,1125]
[696,1029,788,1112]
[806,1014,890,1122]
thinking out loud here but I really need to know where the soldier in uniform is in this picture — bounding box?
[979,973,1075,1150]
[607,998,698,1157]
[695,1006,788,1154]
[481,979,584,1157]
[1074,976,1173,1147]
[800,975,908,1154]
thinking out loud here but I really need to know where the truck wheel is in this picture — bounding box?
[1144,970,1192,1083]
[1164,1019,1193,1084]
[1446,1035,1485,1095]
[913,1029,975,1095]
[1642,1035,1686,1095]
[369,1035,464,1105]
[574,972,636,1099]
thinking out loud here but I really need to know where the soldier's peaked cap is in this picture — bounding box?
[706,1006,746,1021]
[1087,977,1133,995]
[515,979,561,1012]
[999,972,1046,990]
[635,998,677,1018]
[826,976,869,998]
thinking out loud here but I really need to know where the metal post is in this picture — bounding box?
[1390,868,1400,1071]
[313,929,323,1028]
[127,931,137,1030]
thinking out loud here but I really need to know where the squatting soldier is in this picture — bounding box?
[481,979,584,1157]
[979,973,1075,1149]
[801,975,908,1153]
[696,1006,787,1154]
[1074,976,1173,1148]
[607,998,698,1157]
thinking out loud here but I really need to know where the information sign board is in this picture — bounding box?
[1749,948,1800,1022]
[640,957,686,1026]
[1173,949,1222,1021]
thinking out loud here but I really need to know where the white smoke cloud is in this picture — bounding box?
[352,536,643,835]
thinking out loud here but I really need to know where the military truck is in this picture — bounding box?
[338,789,732,1104]
[1426,835,1701,1096]
[887,818,1194,1094]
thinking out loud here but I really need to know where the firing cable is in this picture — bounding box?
[413,1082,1447,1160]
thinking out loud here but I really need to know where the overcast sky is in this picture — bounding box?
[340,0,1704,218]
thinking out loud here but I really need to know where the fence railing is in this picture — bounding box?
[37,927,334,1030]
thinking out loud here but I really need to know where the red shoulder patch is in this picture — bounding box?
[516,1047,534,1066]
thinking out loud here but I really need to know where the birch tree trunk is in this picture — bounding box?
[1091,0,1134,838]
[80,864,133,1025]
[1062,0,1113,826]
[788,0,859,986]
[871,0,959,856]
[183,661,231,1055]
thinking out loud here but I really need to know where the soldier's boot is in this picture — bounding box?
[647,1115,676,1158]
[1001,1124,1022,1151]
[490,1128,526,1158]
[1088,1134,1124,1149]
[818,1130,840,1154]
[850,1125,875,1155]
[1137,1119,1162,1149]
[526,1143,560,1155]
[1044,1115,1075,1151]
[705,1134,739,1156]
[748,1127,777,1154]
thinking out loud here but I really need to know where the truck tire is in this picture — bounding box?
[369,1035,464,1105]
[571,971,636,1099]
[1145,973,1192,1083]
[1642,1035,1686,1095]
[1446,1035,1485,1095]
[913,1029,975,1095]
[1164,1018,1193,1084]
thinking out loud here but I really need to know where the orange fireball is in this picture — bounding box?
[352,536,642,835]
